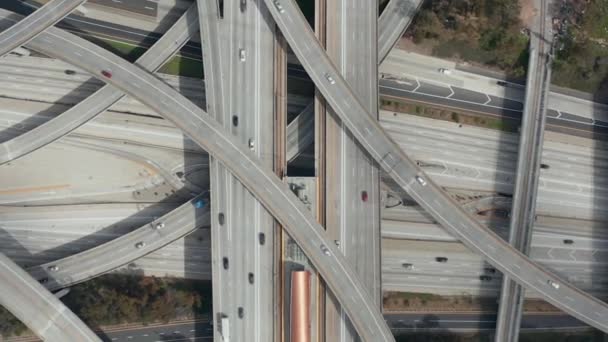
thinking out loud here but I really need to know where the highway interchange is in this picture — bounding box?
[0,6,395,341]
[1,0,608,341]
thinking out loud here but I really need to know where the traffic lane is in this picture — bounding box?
[268,0,608,332]
[385,312,588,330]
[5,0,170,52]
[450,87,489,104]
[0,0,85,57]
[0,3,198,166]
[6,13,392,342]
[88,0,158,17]
[102,321,213,342]
[0,253,100,341]
[380,82,523,120]
[380,79,608,139]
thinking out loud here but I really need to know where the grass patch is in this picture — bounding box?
[407,0,528,78]
[93,38,202,78]
[381,97,519,133]
[98,38,146,62]
[550,0,608,95]
[553,36,608,95]
[159,55,203,79]
[395,292,441,301]
[519,331,605,342]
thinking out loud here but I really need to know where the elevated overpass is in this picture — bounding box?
[263,0,608,332]
[0,253,100,341]
[0,10,395,341]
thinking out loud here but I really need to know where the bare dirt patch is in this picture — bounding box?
[520,0,537,29]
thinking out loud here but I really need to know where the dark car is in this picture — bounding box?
[563,239,574,245]
[479,275,492,282]
[222,257,229,270]
[361,191,368,202]
[101,70,112,78]
[484,267,497,274]
[435,257,448,263]
[497,80,508,86]
[64,69,76,75]
[258,232,266,245]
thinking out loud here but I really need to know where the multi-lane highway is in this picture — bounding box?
[200,0,277,340]
[0,3,198,165]
[0,0,84,57]
[377,0,421,63]
[323,1,382,341]
[263,0,608,332]
[196,3,234,340]
[0,9,395,341]
[0,252,100,341]
[496,1,553,340]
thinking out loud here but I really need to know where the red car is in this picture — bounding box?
[101,70,112,78]
[361,191,368,202]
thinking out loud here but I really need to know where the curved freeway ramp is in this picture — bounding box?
[0,3,199,165]
[0,0,84,57]
[263,0,608,333]
[0,253,100,341]
[27,195,210,290]
[378,0,422,63]
[0,10,395,342]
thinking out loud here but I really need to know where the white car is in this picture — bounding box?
[248,138,255,150]
[415,175,427,186]
[135,241,146,249]
[239,48,246,62]
[547,280,560,289]
[48,265,59,272]
[273,1,284,13]
[438,68,452,75]
[320,244,331,256]
[325,73,336,85]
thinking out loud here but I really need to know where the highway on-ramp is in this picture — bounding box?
[27,195,210,291]
[263,0,608,333]
[378,0,422,63]
[0,3,199,165]
[0,252,100,341]
[0,0,84,57]
[0,10,395,342]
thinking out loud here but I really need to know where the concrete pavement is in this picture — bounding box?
[377,0,421,63]
[0,252,100,341]
[0,3,199,165]
[0,0,84,57]
[496,0,554,339]
[0,10,394,341]
[264,0,608,332]
[27,195,210,290]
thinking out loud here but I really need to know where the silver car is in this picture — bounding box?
[415,175,427,186]
[320,244,331,256]
[273,1,285,13]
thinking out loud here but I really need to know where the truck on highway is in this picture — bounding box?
[221,316,230,342]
